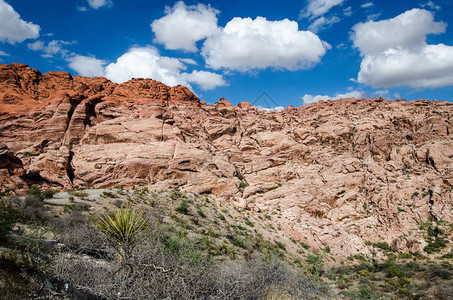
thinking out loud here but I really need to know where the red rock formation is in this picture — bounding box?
[237,101,254,109]
[0,144,26,192]
[1,63,453,256]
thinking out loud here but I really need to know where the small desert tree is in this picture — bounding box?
[95,207,149,266]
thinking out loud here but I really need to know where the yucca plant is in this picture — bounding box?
[95,207,149,264]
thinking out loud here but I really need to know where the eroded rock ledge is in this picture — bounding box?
[1,63,452,256]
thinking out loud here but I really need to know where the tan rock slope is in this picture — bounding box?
[1,63,452,256]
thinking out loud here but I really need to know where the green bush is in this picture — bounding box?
[175,200,189,214]
[306,254,324,277]
[0,199,18,235]
[382,257,406,278]
[63,203,88,213]
[226,235,246,248]
[366,241,393,252]
[26,186,55,200]
[424,237,447,254]
[102,191,117,198]
[197,208,206,218]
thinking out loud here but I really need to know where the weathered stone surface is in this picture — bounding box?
[0,144,27,192]
[1,63,453,256]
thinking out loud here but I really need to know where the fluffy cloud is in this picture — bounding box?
[0,50,9,56]
[88,0,112,9]
[357,46,453,88]
[202,17,330,71]
[68,55,106,77]
[352,8,453,89]
[181,70,228,91]
[352,8,445,56]
[308,16,340,33]
[28,39,75,58]
[300,0,344,19]
[151,1,219,51]
[302,90,367,104]
[105,46,187,85]
[27,40,44,51]
[104,46,226,90]
[151,2,329,71]
[0,0,40,44]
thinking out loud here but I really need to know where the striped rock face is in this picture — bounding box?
[1,63,453,256]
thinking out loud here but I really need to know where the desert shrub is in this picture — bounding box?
[175,200,189,214]
[0,199,19,236]
[212,257,325,299]
[51,213,328,300]
[12,226,47,255]
[54,211,112,258]
[226,234,246,248]
[244,217,254,227]
[63,203,89,213]
[380,257,411,280]
[366,241,393,252]
[345,285,376,299]
[26,186,55,200]
[435,285,453,300]
[0,255,51,299]
[429,266,452,280]
[10,195,49,223]
[197,208,206,218]
[238,181,248,192]
[275,241,286,251]
[441,252,453,259]
[69,190,89,199]
[102,190,117,198]
[399,252,412,259]
[424,237,447,254]
[306,253,324,277]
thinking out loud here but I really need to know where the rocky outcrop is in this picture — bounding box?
[0,144,26,192]
[1,63,453,256]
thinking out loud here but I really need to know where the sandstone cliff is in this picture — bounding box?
[1,63,452,256]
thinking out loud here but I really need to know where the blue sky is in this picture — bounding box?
[1,0,453,108]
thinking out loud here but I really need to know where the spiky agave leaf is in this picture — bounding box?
[95,207,148,247]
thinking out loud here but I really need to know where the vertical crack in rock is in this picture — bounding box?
[66,146,75,185]
[84,99,99,128]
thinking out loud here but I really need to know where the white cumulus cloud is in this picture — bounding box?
[352,8,453,89]
[352,8,445,56]
[105,46,187,86]
[181,70,228,91]
[357,46,453,88]
[151,1,219,52]
[302,90,367,104]
[27,40,44,51]
[0,0,40,44]
[88,0,112,9]
[361,2,374,8]
[201,17,330,71]
[104,46,227,90]
[300,0,344,19]
[68,55,106,77]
